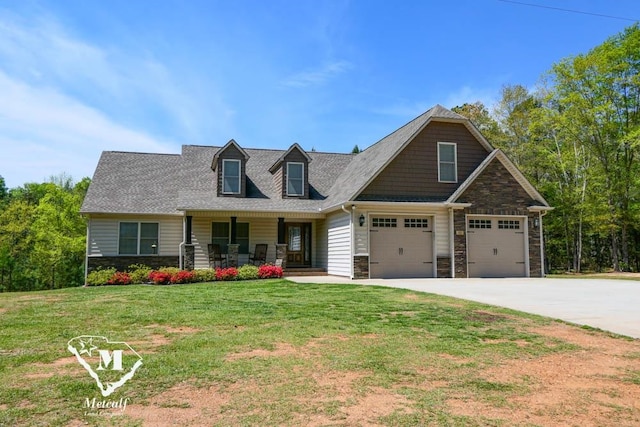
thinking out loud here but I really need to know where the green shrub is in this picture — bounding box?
[86,268,117,286]
[127,264,152,284]
[158,267,180,275]
[193,269,216,283]
[237,264,259,280]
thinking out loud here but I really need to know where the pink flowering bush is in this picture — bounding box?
[215,267,238,281]
[171,270,196,284]
[107,271,132,286]
[148,270,172,285]
[258,264,283,279]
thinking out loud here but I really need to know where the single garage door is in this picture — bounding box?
[369,216,434,279]
[467,216,526,278]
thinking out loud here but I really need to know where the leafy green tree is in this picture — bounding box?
[0,200,36,291]
[548,24,640,271]
[31,184,86,289]
[0,176,7,207]
[452,101,506,147]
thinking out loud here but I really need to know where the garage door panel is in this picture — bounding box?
[467,217,526,278]
[370,216,433,279]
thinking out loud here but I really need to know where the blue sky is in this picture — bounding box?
[0,0,638,189]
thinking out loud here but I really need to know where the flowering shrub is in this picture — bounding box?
[107,271,132,286]
[127,264,152,284]
[171,270,196,284]
[215,267,238,281]
[87,264,281,287]
[148,270,172,285]
[258,264,283,279]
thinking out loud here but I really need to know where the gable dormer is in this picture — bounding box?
[269,143,312,199]
[211,139,250,197]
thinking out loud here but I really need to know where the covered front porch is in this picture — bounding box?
[181,210,327,271]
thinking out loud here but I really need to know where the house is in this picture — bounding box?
[80,105,551,279]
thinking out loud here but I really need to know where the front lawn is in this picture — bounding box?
[1,280,638,426]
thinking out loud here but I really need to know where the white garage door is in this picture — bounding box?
[467,216,526,278]
[369,216,434,279]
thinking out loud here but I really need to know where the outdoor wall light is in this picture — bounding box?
[534,218,539,228]
[359,214,365,227]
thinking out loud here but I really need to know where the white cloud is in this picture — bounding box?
[443,85,500,111]
[0,9,235,188]
[281,60,353,87]
[0,70,175,188]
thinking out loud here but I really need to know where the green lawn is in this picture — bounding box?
[0,280,633,426]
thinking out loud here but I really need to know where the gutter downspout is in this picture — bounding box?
[178,214,186,270]
[84,219,90,285]
[341,205,354,279]
[448,207,455,278]
[540,210,547,277]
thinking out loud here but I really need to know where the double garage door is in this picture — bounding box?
[369,216,434,279]
[467,216,527,278]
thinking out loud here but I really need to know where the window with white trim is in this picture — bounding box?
[212,222,250,254]
[222,159,241,194]
[404,218,429,228]
[438,142,457,182]
[372,218,397,228]
[286,162,304,196]
[469,219,491,229]
[119,222,159,255]
[498,220,521,230]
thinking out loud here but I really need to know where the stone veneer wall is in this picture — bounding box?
[454,158,545,278]
[87,256,180,273]
[527,214,542,277]
[353,255,369,279]
[184,245,195,271]
[453,210,468,277]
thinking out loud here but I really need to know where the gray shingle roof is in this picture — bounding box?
[80,151,183,214]
[176,145,354,212]
[81,104,492,215]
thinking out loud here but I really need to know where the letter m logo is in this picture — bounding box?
[97,349,123,371]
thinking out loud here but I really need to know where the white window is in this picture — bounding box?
[372,218,397,228]
[469,219,491,229]
[498,220,521,230]
[438,142,457,183]
[222,159,241,194]
[287,162,304,196]
[212,222,250,254]
[119,222,159,255]
[404,218,429,228]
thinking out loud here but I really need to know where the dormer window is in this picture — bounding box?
[269,143,311,199]
[222,159,241,194]
[286,162,304,196]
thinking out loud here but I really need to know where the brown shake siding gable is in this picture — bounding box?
[358,122,489,200]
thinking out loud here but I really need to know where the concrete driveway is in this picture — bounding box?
[287,276,640,339]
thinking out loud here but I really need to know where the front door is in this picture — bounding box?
[286,223,311,267]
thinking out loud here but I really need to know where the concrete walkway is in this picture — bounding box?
[286,276,640,339]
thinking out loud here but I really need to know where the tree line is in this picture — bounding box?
[0,174,89,291]
[453,24,640,273]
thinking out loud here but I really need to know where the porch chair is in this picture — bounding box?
[248,243,268,266]
[208,243,227,268]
